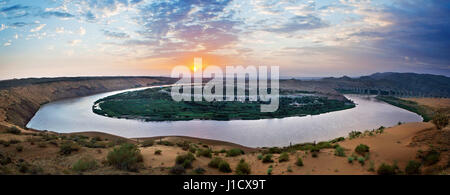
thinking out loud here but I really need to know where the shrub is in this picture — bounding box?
[196,148,212,158]
[355,144,370,155]
[157,140,174,146]
[310,146,320,158]
[432,112,448,130]
[334,146,345,157]
[405,160,421,175]
[267,147,282,154]
[278,152,289,162]
[419,149,440,166]
[226,148,244,157]
[154,150,162,155]
[59,141,80,155]
[262,154,274,163]
[296,158,304,166]
[377,163,397,175]
[218,161,232,173]
[330,137,345,143]
[107,143,143,171]
[235,159,251,175]
[368,161,375,172]
[257,154,263,160]
[349,131,362,139]
[141,140,154,147]
[193,167,206,175]
[175,152,196,169]
[6,126,21,135]
[8,139,20,144]
[170,165,185,175]
[208,157,224,168]
[357,157,365,165]
[16,145,23,152]
[267,167,273,175]
[72,157,98,173]
[348,156,354,163]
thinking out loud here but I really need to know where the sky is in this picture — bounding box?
[0,0,449,80]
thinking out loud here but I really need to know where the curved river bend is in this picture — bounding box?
[27,86,422,147]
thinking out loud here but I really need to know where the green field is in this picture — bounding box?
[93,87,355,121]
[375,96,433,122]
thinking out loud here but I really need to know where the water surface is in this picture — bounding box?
[27,87,422,147]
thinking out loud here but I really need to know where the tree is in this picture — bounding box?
[432,111,448,130]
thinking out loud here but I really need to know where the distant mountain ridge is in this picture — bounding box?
[320,72,450,97]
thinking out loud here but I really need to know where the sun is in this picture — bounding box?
[193,65,197,72]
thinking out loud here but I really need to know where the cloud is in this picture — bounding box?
[0,23,6,31]
[0,4,31,19]
[39,11,74,19]
[3,40,11,46]
[265,15,329,33]
[30,23,46,32]
[134,0,237,57]
[352,0,450,69]
[103,30,129,39]
[68,39,81,46]
[79,27,86,35]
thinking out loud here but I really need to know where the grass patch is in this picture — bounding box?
[355,144,369,155]
[235,159,251,175]
[296,157,304,166]
[405,160,421,175]
[72,156,98,173]
[107,143,143,171]
[262,154,274,163]
[226,148,244,157]
[334,146,345,157]
[278,152,289,162]
[175,152,196,169]
[59,141,80,155]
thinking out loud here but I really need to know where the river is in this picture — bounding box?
[26,86,422,147]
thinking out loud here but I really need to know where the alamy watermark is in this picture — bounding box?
[171,57,279,112]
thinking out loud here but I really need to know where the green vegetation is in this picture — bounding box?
[107,143,143,171]
[432,111,448,130]
[405,160,421,175]
[377,163,399,175]
[357,157,365,165]
[257,154,263,160]
[262,154,274,163]
[208,157,224,168]
[15,145,23,152]
[355,144,370,155]
[175,152,196,169]
[417,149,440,166]
[154,150,162,155]
[267,167,273,175]
[141,140,154,147]
[6,126,21,135]
[347,156,354,164]
[59,141,80,155]
[193,167,206,175]
[226,148,244,157]
[334,146,345,157]
[235,159,251,175]
[93,87,355,121]
[72,157,98,173]
[376,96,433,122]
[296,157,304,166]
[218,161,232,173]
[196,148,212,158]
[278,152,289,162]
[170,165,185,175]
